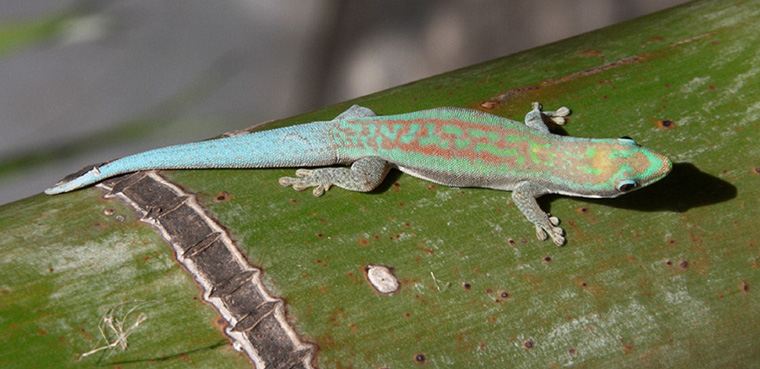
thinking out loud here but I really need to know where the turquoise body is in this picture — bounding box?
[45,107,670,198]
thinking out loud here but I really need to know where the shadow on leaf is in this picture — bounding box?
[584,162,737,212]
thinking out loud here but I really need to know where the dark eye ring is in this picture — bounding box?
[617,180,639,192]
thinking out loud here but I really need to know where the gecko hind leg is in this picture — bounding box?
[524,102,571,133]
[279,156,391,197]
[511,181,566,246]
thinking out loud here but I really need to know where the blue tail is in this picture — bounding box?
[45,122,337,194]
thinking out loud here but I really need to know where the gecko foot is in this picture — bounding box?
[546,106,570,125]
[532,102,570,125]
[534,216,565,246]
[278,169,332,197]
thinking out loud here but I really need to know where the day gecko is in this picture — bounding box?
[46,103,672,245]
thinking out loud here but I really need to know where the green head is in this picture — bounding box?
[553,137,672,198]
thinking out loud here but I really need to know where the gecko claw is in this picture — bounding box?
[534,216,565,246]
[549,216,560,226]
[546,107,570,125]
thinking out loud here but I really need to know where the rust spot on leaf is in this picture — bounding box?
[522,339,534,350]
[498,290,510,300]
[656,119,676,130]
[414,353,426,364]
[579,49,601,57]
[214,191,230,202]
[623,343,634,354]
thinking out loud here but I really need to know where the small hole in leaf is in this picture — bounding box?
[414,353,426,364]
[522,339,534,350]
[656,119,676,130]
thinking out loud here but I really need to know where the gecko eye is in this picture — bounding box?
[617,180,639,192]
[618,136,638,145]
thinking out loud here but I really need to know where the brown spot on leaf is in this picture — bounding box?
[462,282,472,290]
[568,347,578,356]
[741,280,749,294]
[656,119,676,130]
[678,259,689,270]
[752,167,760,175]
[414,353,426,364]
[579,49,601,56]
[577,207,589,214]
[522,339,534,350]
[623,343,634,354]
[498,290,510,300]
[214,191,230,202]
[358,238,369,246]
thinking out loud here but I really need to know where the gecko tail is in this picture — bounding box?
[45,162,110,195]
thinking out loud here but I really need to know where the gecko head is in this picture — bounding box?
[565,137,672,198]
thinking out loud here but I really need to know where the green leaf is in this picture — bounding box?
[2,1,759,367]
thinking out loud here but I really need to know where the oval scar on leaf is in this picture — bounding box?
[363,264,400,295]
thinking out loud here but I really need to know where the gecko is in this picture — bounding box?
[45,102,672,246]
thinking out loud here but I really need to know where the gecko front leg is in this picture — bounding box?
[279,156,391,197]
[524,102,570,133]
[511,181,565,246]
